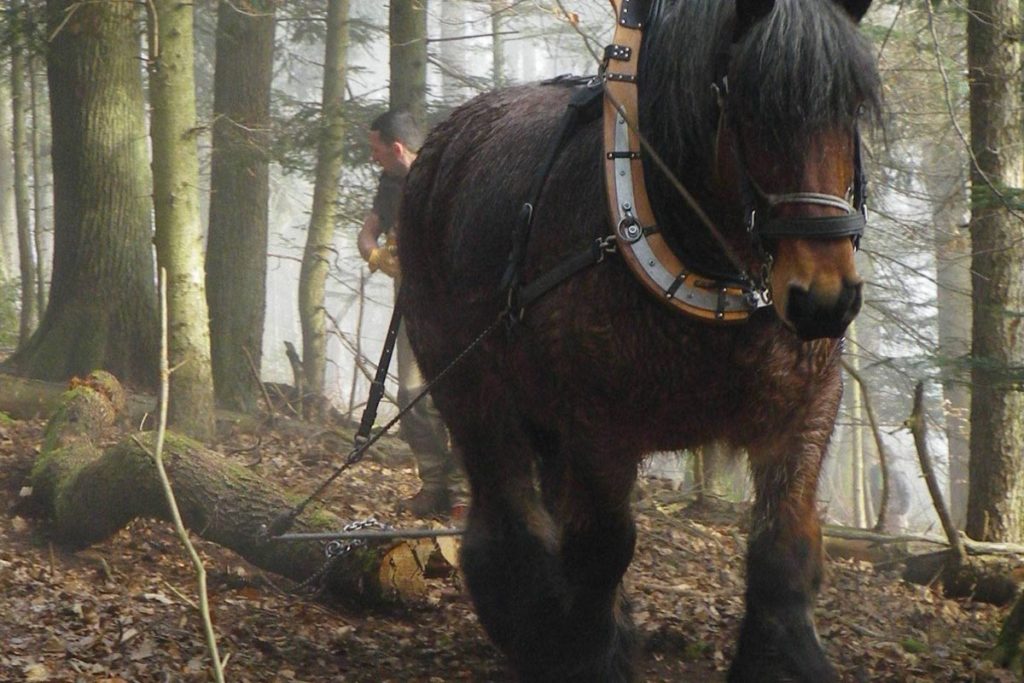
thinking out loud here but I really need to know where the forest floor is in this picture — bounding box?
[0,414,1017,682]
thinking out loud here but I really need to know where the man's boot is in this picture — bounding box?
[398,487,450,518]
[398,451,450,518]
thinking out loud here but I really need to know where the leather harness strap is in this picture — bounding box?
[603,0,764,323]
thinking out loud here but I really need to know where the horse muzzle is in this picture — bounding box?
[784,278,863,340]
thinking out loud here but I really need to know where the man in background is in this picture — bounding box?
[357,110,468,518]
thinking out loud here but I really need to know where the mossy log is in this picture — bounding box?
[902,551,1023,606]
[27,373,438,605]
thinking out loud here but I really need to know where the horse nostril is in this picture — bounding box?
[840,280,863,323]
[786,281,862,340]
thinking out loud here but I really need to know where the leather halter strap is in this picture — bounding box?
[603,0,766,323]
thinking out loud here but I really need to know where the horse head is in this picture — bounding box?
[721,0,879,340]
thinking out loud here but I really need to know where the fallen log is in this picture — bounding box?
[821,525,1024,606]
[903,551,1022,605]
[26,373,450,606]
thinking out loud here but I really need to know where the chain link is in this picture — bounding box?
[323,517,392,559]
[288,517,393,595]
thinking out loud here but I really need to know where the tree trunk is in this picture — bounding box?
[149,0,216,440]
[847,321,868,528]
[205,0,276,413]
[0,75,15,281]
[10,0,36,345]
[439,0,467,105]
[925,139,971,528]
[29,49,47,321]
[966,0,1024,543]
[6,0,158,386]
[491,0,506,88]
[697,442,742,503]
[299,0,351,401]
[389,0,428,122]
[27,375,437,605]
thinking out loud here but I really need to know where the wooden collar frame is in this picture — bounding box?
[602,0,768,323]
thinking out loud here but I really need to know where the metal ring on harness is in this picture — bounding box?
[617,216,643,243]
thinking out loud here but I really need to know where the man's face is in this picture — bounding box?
[369,130,403,175]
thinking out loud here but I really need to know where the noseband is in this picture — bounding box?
[604,0,869,322]
[718,79,869,249]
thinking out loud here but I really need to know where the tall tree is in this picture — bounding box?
[30,48,48,320]
[389,0,428,121]
[926,139,972,527]
[298,0,351,401]
[439,0,467,105]
[847,323,868,528]
[965,0,1024,542]
[205,0,276,413]
[490,0,506,87]
[149,0,216,439]
[10,0,36,345]
[6,0,157,385]
[0,74,14,281]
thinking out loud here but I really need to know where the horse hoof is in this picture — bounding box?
[729,603,838,683]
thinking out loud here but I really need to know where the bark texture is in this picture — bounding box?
[7,0,157,386]
[10,0,36,344]
[206,0,276,413]
[28,373,433,604]
[966,0,1024,543]
[0,77,15,279]
[150,0,216,440]
[389,0,428,122]
[30,51,47,320]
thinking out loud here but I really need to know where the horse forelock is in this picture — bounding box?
[728,0,883,159]
[640,0,882,169]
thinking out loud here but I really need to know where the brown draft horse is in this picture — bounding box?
[397,0,881,680]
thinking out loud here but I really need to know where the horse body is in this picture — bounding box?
[399,0,880,680]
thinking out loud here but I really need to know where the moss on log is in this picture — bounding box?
[27,372,437,604]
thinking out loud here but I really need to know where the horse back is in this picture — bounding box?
[398,84,605,330]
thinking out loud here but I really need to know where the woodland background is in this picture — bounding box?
[0,0,1021,680]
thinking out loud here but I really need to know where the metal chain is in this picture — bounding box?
[324,517,391,559]
[288,517,392,595]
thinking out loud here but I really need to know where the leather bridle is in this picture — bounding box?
[604,0,869,323]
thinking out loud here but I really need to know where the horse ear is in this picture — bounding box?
[835,0,872,22]
[733,0,776,42]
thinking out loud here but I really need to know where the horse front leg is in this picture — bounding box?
[729,380,842,682]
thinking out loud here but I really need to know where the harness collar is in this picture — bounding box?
[603,0,869,323]
[604,0,767,323]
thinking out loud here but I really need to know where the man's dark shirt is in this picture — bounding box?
[372,172,404,236]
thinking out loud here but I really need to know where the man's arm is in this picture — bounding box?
[358,211,399,276]
[358,211,384,263]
